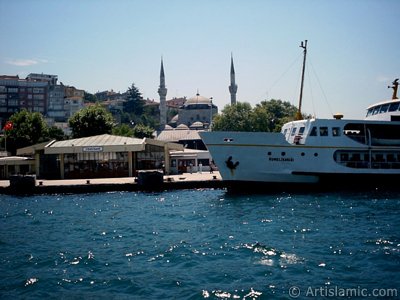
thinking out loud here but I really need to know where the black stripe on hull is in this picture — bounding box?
[224,173,400,194]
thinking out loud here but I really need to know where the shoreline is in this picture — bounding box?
[0,172,225,195]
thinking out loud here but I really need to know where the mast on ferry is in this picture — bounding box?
[389,78,399,100]
[296,40,307,120]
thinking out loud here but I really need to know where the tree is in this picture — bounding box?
[132,124,154,139]
[123,83,144,116]
[2,109,48,154]
[84,91,98,103]
[167,108,178,123]
[46,126,67,141]
[212,99,300,132]
[141,105,159,129]
[251,99,299,132]
[212,102,254,131]
[112,124,134,137]
[68,104,115,138]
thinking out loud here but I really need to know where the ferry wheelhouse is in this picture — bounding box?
[281,101,400,173]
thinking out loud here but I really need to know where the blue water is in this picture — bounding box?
[1,189,399,299]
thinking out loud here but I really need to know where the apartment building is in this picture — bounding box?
[0,75,48,125]
[95,90,124,101]
[48,84,65,121]
[0,74,85,126]
[64,86,84,120]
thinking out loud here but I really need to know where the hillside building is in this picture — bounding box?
[0,73,84,128]
[0,75,48,125]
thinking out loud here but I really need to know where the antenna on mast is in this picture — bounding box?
[296,40,307,120]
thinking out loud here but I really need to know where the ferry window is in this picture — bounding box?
[332,127,341,136]
[389,102,400,112]
[310,127,317,136]
[283,129,287,136]
[372,106,380,115]
[366,108,373,117]
[379,104,389,114]
[298,127,305,135]
[319,127,328,136]
[291,127,297,136]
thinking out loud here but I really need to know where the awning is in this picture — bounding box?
[0,156,35,166]
[44,134,184,154]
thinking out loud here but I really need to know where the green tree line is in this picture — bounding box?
[212,99,301,132]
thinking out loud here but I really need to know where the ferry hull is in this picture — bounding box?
[200,131,400,192]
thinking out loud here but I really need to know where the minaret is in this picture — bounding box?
[158,58,167,129]
[228,55,238,105]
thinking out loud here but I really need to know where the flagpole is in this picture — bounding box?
[3,121,13,155]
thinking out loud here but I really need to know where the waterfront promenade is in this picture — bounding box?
[0,171,223,194]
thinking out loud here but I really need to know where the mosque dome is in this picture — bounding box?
[190,121,204,129]
[169,114,179,124]
[176,124,189,130]
[183,93,212,108]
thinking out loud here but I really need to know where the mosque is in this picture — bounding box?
[154,57,238,172]
[157,56,238,130]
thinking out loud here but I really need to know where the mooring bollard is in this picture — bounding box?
[9,175,36,194]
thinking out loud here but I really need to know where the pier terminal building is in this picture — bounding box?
[12,134,183,180]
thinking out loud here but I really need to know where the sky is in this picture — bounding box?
[1,0,400,119]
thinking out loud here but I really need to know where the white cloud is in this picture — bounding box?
[5,58,48,67]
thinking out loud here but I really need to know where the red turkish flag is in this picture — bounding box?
[3,121,13,131]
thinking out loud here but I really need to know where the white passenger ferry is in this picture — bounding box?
[200,43,400,191]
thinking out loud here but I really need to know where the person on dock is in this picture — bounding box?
[210,160,215,174]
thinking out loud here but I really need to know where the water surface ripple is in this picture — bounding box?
[0,189,399,299]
